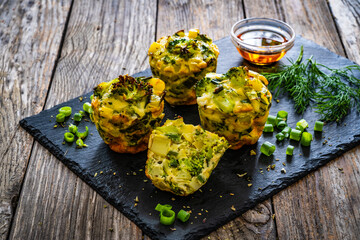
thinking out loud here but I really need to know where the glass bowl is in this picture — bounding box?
[230,18,295,65]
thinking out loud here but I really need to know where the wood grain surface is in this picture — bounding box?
[1,0,360,239]
[8,0,156,239]
[0,0,72,239]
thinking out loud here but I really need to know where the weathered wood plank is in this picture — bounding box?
[9,0,156,239]
[328,0,360,64]
[247,0,360,239]
[0,0,72,239]
[155,1,277,239]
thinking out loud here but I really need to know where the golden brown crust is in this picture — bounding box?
[109,132,151,154]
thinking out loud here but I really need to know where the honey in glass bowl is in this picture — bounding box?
[231,18,295,65]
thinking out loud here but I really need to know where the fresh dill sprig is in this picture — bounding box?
[262,46,360,122]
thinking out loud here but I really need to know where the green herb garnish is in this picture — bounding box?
[263,46,360,122]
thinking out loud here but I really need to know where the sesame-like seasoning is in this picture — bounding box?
[248,183,252,187]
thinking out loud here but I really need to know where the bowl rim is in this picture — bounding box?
[230,17,296,52]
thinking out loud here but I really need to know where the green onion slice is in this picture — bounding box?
[276,132,285,141]
[177,209,190,223]
[301,132,313,147]
[64,132,75,143]
[90,94,94,102]
[76,138,87,148]
[296,119,309,132]
[260,141,276,156]
[314,121,324,132]
[264,124,274,133]
[155,204,172,213]
[59,106,72,117]
[83,102,92,114]
[266,115,276,125]
[56,113,65,123]
[76,126,89,139]
[74,113,83,122]
[160,208,175,225]
[277,110,288,120]
[290,129,302,141]
[277,120,287,130]
[281,127,291,138]
[286,145,294,155]
[68,124,78,134]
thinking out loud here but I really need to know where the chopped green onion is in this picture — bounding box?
[301,132,313,146]
[296,119,309,132]
[277,120,287,130]
[290,129,302,141]
[160,208,175,225]
[74,113,83,122]
[64,132,75,143]
[155,204,172,213]
[59,106,72,117]
[277,110,288,120]
[79,110,85,116]
[56,113,65,122]
[281,127,291,138]
[83,102,92,114]
[68,124,78,134]
[314,121,324,132]
[276,116,285,125]
[90,94,94,102]
[276,132,285,141]
[286,145,294,155]
[177,209,190,223]
[264,124,274,133]
[260,141,276,156]
[76,138,87,148]
[266,115,276,125]
[76,126,89,139]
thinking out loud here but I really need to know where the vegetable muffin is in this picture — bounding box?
[90,75,165,153]
[196,66,272,150]
[148,29,219,105]
[145,118,229,196]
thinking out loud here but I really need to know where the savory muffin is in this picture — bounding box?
[90,75,165,153]
[148,29,219,105]
[145,118,229,196]
[196,66,272,150]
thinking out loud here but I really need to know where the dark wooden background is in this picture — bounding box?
[1,0,359,239]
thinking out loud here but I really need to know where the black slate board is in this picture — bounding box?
[20,36,360,240]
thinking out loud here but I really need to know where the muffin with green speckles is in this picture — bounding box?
[148,29,219,105]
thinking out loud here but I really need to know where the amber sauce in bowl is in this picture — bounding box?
[231,18,295,65]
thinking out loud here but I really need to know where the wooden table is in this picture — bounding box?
[1,0,359,239]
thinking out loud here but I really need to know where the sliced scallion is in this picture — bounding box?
[276,132,285,141]
[277,120,287,130]
[160,208,175,225]
[314,121,324,132]
[286,145,294,155]
[76,126,89,139]
[281,126,291,138]
[56,113,65,122]
[260,141,276,156]
[68,124,78,134]
[177,209,190,223]
[290,129,302,141]
[264,124,274,133]
[74,113,83,122]
[83,102,92,114]
[266,115,276,125]
[64,132,75,143]
[76,138,87,148]
[59,106,72,117]
[296,119,309,132]
[277,110,288,120]
[301,132,313,146]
